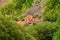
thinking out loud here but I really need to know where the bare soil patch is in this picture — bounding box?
[0,0,9,6]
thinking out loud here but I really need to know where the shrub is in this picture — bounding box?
[35,0,41,5]
[0,0,34,16]
[0,16,25,40]
[43,0,59,22]
[52,30,60,40]
[24,0,33,8]
[13,0,26,10]
[0,4,15,15]
[24,33,36,40]
[57,13,60,25]
[43,10,57,22]
[24,22,59,40]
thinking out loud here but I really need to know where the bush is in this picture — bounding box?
[43,0,59,22]
[0,0,34,16]
[23,22,59,40]
[43,10,57,22]
[0,16,25,40]
[0,15,37,40]
[35,0,41,5]
[57,13,60,25]
[0,4,15,15]
[24,33,36,40]
[52,30,60,40]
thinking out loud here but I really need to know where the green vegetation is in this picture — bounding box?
[43,0,60,22]
[52,30,60,40]
[0,15,24,40]
[23,22,59,40]
[0,0,33,16]
[35,0,41,5]
[0,0,60,40]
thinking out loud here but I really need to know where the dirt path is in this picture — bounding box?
[25,0,45,15]
[0,0,9,6]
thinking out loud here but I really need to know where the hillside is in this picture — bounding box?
[0,0,60,40]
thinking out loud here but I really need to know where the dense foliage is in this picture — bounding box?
[0,0,33,15]
[52,30,60,40]
[23,22,59,40]
[43,0,60,22]
[0,15,25,40]
[0,0,60,40]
